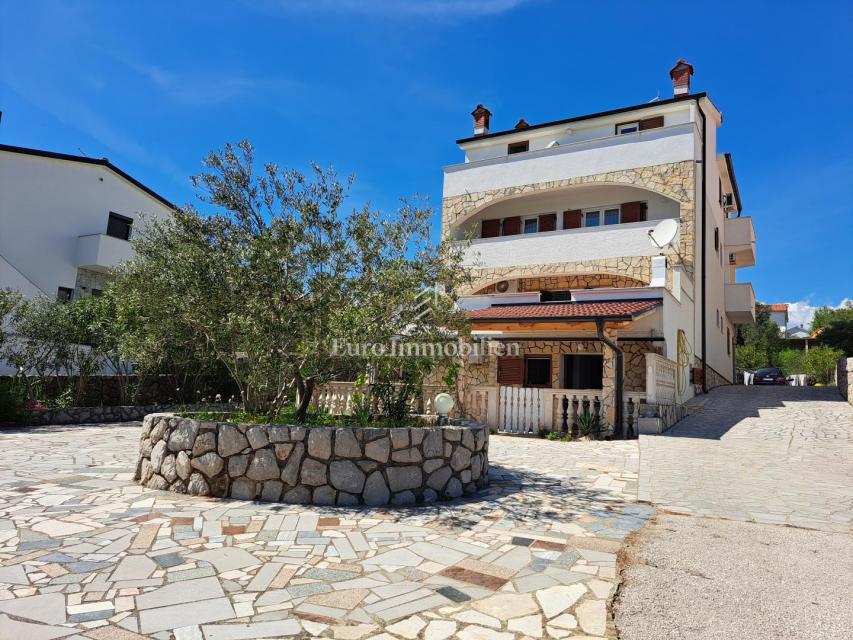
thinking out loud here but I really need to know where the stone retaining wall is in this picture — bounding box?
[838,357,852,404]
[135,414,489,506]
[29,405,171,426]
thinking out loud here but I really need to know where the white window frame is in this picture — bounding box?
[522,216,539,234]
[616,122,640,135]
[582,205,621,228]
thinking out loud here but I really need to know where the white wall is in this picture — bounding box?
[0,151,173,299]
[444,124,696,198]
[462,103,694,163]
[462,220,675,269]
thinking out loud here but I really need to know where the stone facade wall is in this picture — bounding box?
[135,414,489,507]
[474,273,648,295]
[74,268,110,299]
[444,160,696,287]
[838,357,853,404]
[694,357,732,389]
[462,257,653,296]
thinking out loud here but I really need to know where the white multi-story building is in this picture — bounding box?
[0,144,174,301]
[446,60,756,436]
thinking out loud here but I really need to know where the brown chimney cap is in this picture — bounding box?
[471,104,492,117]
[514,118,530,130]
[669,59,694,79]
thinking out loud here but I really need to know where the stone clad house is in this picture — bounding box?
[445,60,757,436]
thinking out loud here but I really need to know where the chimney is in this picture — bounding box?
[514,118,530,130]
[471,104,492,136]
[669,59,694,96]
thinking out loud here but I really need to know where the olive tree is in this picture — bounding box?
[114,140,469,419]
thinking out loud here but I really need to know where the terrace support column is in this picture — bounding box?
[597,323,622,437]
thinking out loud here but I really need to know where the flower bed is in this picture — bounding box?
[135,414,489,506]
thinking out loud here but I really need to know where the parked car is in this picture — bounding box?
[753,367,787,385]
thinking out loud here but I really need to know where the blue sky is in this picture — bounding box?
[1,0,851,326]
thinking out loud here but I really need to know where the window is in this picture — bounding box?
[497,356,524,385]
[106,212,133,240]
[524,357,551,387]
[57,287,73,302]
[563,354,603,389]
[583,206,620,227]
[508,140,529,155]
[616,122,639,135]
[540,290,572,302]
[523,218,538,234]
[714,227,719,252]
[727,328,731,354]
[584,211,600,227]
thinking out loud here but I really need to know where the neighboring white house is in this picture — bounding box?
[0,144,175,375]
[0,144,175,301]
[766,303,790,336]
[443,60,756,435]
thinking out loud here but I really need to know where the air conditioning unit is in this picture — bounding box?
[495,280,510,293]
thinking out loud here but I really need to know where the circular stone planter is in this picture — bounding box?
[134,414,489,506]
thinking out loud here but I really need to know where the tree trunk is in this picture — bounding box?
[294,375,315,423]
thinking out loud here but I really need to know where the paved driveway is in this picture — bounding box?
[638,386,853,532]
[0,424,648,640]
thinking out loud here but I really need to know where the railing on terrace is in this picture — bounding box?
[311,382,446,416]
[645,352,677,404]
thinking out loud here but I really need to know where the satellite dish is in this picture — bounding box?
[648,219,679,250]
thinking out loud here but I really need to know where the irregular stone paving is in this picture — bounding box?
[639,386,853,532]
[0,422,649,639]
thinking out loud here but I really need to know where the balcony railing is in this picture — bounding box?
[725,282,756,324]
[76,233,134,273]
[461,219,676,270]
[444,122,697,201]
[724,217,756,268]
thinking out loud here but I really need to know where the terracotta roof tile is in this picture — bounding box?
[466,299,661,322]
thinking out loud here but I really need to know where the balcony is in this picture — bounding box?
[725,282,756,324]
[462,220,675,270]
[724,216,756,268]
[76,233,134,273]
[444,123,696,201]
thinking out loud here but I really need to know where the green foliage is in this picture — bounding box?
[775,349,805,376]
[544,431,572,442]
[576,411,600,437]
[811,301,853,331]
[736,303,785,370]
[817,319,853,356]
[113,140,470,420]
[0,377,27,425]
[803,345,843,384]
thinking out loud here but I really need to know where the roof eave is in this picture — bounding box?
[455,92,708,145]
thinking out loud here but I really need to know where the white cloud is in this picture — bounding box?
[785,298,851,329]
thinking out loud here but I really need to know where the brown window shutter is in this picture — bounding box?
[563,210,582,229]
[620,201,644,224]
[502,216,521,236]
[497,356,524,385]
[481,218,501,238]
[639,116,664,130]
[538,213,557,232]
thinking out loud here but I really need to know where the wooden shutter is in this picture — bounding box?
[639,116,664,131]
[481,218,501,238]
[538,213,557,232]
[620,201,644,224]
[502,216,521,236]
[497,356,524,385]
[563,210,582,229]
